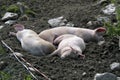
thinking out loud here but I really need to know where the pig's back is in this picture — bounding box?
[39,27,77,42]
[17,29,55,56]
[58,36,85,51]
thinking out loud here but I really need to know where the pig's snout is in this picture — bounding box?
[77,53,85,59]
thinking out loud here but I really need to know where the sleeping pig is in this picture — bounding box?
[49,34,86,59]
[9,24,56,56]
[39,27,106,45]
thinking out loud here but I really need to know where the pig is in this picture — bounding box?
[49,34,86,59]
[39,27,106,45]
[9,24,56,56]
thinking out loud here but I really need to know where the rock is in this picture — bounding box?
[48,16,75,27]
[97,0,109,5]
[102,4,116,15]
[5,20,16,25]
[86,21,103,28]
[117,77,120,80]
[0,25,4,29]
[48,16,67,27]
[98,40,105,45]
[66,22,74,27]
[96,16,110,23]
[94,72,117,80]
[1,12,18,21]
[82,72,87,76]
[110,62,120,71]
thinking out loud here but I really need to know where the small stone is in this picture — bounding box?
[110,62,120,71]
[98,40,105,45]
[5,20,16,25]
[86,21,103,28]
[82,72,87,76]
[94,72,117,80]
[117,77,120,80]
[87,21,92,26]
[102,4,116,15]
[96,16,110,23]
[0,25,4,29]
[1,12,18,21]
[48,16,67,27]
[66,22,74,27]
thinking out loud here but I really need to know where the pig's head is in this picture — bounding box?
[93,27,106,45]
[13,24,25,32]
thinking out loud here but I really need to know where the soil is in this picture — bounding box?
[0,0,120,80]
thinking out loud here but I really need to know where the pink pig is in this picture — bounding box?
[10,24,56,56]
[39,27,106,44]
[49,34,86,59]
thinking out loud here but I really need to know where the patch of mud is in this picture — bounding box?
[0,0,120,80]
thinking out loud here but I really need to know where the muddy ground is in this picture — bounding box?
[0,0,120,80]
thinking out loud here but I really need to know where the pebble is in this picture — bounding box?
[0,25,4,29]
[117,77,120,80]
[1,12,18,21]
[98,40,105,45]
[82,72,87,76]
[5,20,16,25]
[102,4,116,15]
[48,16,67,27]
[94,72,117,80]
[110,62,120,71]
[66,22,74,27]
[96,16,110,23]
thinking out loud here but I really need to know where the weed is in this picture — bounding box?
[0,44,6,54]
[6,4,20,13]
[24,75,33,80]
[105,0,120,36]
[0,71,11,80]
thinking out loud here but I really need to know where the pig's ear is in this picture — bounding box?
[13,24,24,31]
[95,27,106,35]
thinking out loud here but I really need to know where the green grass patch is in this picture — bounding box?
[105,0,120,36]
[0,71,11,80]
[6,4,20,13]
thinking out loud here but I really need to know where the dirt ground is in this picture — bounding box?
[0,0,120,80]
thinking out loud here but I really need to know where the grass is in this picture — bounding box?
[24,75,33,80]
[0,71,33,80]
[6,4,20,13]
[105,0,120,36]
[0,71,11,80]
[0,44,6,54]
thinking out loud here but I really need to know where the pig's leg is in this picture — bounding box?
[60,47,72,59]
[53,35,63,45]
[9,32,16,36]
[49,49,60,57]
